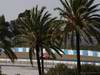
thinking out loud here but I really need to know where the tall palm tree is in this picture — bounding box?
[55,0,100,75]
[13,6,63,75]
[0,15,17,74]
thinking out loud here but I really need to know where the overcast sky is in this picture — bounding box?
[0,0,99,21]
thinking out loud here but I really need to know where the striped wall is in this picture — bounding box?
[0,48,100,65]
[14,48,100,57]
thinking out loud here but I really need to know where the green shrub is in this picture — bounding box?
[45,64,77,75]
[45,64,100,75]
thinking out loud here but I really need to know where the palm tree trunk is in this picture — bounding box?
[0,66,2,74]
[76,30,81,75]
[41,48,44,75]
[36,44,42,75]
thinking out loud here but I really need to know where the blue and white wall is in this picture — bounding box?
[14,48,100,57]
[13,48,100,65]
[14,48,29,52]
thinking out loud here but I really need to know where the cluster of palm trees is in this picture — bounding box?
[0,0,100,75]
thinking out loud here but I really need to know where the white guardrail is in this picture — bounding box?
[0,59,76,68]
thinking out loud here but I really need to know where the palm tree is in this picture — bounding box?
[0,15,17,74]
[13,6,63,75]
[55,0,100,75]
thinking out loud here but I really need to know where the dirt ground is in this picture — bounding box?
[1,66,38,75]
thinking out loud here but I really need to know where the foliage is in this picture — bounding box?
[0,15,17,62]
[45,64,100,75]
[13,6,64,75]
[55,0,100,49]
[0,15,17,75]
[14,6,63,58]
[45,64,76,75]
[55,0,100,74]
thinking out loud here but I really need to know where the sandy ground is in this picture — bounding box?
[1,66,38,75]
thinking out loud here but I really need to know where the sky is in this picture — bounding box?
[0,0,99,21]
[0,0,60,21]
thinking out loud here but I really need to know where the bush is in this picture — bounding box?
[45,64,100,75]
[45,64,77,75]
